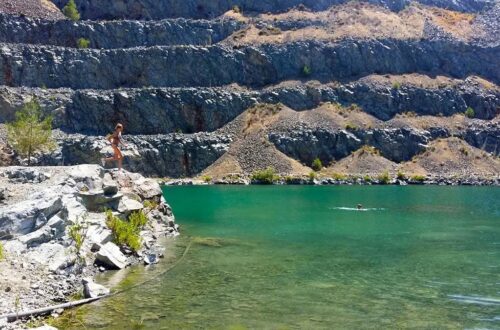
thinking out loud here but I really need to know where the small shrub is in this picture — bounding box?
[363,175,371,182]
[284,175,294,183]
[345,123,358,130]
[302,65,312,76]
[232,5,241,13]
[201,175,212,183]
[129,210,148,229]
[63,0,80,21]
[459,146,469,156]
[396,170,406,180]
[308,171,317,181]
[377,171,390,184]
[0,242,4,260]
[76,38,90,49]
[332,172,347,180]
[392,81,401,89]
[143,200,158,210]
[464,107,475,118]
[411,175,426,182]
[68,220,86,255]
[106,210,145,252]
[251,167,279,184]
[311,158,323,172]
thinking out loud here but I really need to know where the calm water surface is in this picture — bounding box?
[57,186,499,329]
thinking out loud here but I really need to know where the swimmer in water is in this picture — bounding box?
[357,204,363,210]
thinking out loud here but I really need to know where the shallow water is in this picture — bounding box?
[56,186,499,329]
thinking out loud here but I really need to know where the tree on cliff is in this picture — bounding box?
[63,0,80,21]
[6,98,56,166]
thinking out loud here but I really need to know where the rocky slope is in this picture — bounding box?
[0,0,498,182]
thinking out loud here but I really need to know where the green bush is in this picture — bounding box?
[302,65,312,76]
[106,210,146,252]
[311,158,323,171]
[363,175,371,182]
[68,221,86,255]
[308,171,317,181]
[392,81,401,89]
[332,172,347,180]
[377,171,390,184]
[63,0,80,21]
[0,242,4,260]
[76,38,90,49]
[396,170,406,180]
[143,200,158,210]
[251,167,279,184]
[464,107,475,118]
[201,175,212,183]
[345,123,358,130]
[411,175,426,182]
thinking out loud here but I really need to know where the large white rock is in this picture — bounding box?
[82,278,110,298]
[95,242,128,269]
[117,196,143,215]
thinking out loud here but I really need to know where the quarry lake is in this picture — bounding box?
[59,186,499,329]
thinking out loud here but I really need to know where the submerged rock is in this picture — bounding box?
[82,278,110,298]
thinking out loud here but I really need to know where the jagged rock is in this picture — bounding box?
[77,190,123,212]
[0,194,62,238]
[117,196,143,215]
[133,178,162,200]
[1,40,498,90]
[95,242,128,269]
[102,173,119,196]
[0,13,242,49]
[3,167,50,183]
[82,278,110,298]
[86,225,113,252]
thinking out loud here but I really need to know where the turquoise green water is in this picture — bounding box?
[58,186,499,329]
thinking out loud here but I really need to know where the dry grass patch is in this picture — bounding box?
[323,146,397,177]
[399,137,500,178]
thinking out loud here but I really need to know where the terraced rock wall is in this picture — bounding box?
[0,1,498,178]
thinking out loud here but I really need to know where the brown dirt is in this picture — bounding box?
[323,146,398,176]
[0,0,65,20]
[399,137,500,178]
[224,2,480,45]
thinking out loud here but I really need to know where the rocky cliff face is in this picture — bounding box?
[0,0,498,179]
[1,40,498,89]
[50,0,494,20]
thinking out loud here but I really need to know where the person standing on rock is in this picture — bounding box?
[102,123,126,170]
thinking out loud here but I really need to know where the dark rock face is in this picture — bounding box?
[269,124,498,166]
[51,0,493,20]
[38,133,231,177]
[1,40,498,90]
[0,14,242,48]
[462,123,500,155]
[269,127,434,164]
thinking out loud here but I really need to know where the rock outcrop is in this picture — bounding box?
[0,165,178,323]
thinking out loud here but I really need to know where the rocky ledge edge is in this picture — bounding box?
[0,165,179,329]
[165,174,499,186]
